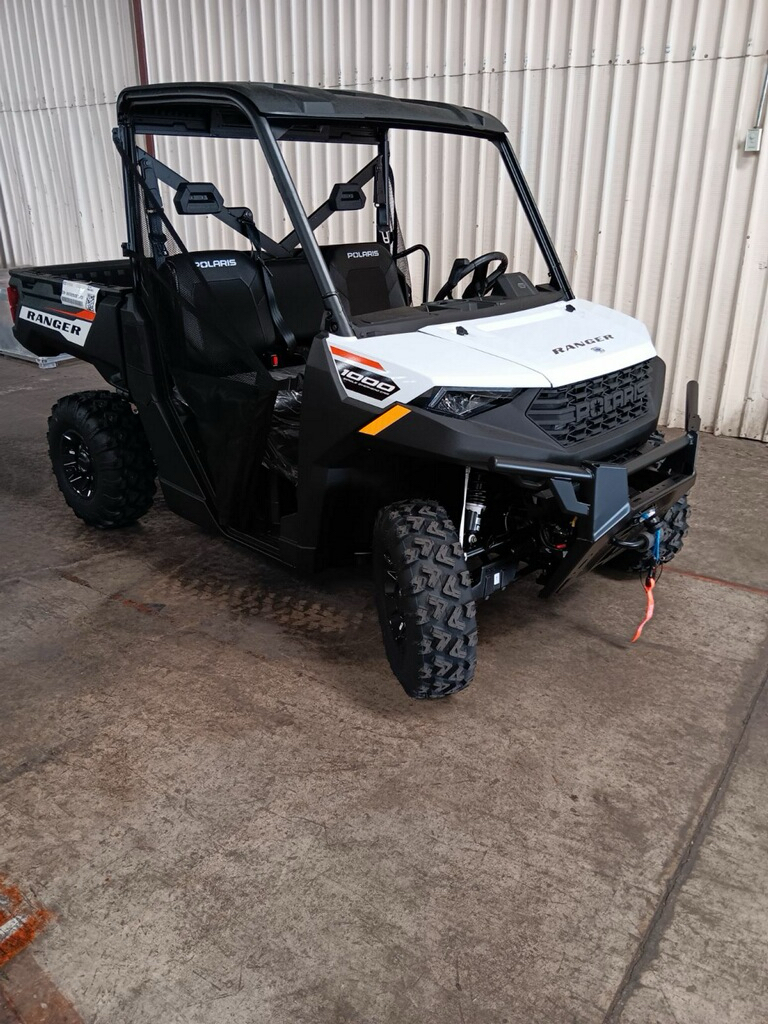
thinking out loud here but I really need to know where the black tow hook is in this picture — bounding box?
[612,509,664,553]
[613,531,654,552]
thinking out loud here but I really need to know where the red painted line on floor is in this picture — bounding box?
[665,566,768,597]
[109,593,164,615]
[0,878,52,968]
[58,571,93,590]
[1,948,84,1024]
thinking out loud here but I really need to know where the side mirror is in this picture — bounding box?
[329,183,366,211]
[174,182,224,215]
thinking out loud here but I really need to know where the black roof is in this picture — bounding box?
[117,81,507,138]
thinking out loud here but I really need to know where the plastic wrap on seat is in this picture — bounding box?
[263,389,302,484]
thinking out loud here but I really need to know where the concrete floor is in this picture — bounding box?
[1,354,767,1024]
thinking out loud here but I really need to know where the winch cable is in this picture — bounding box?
[631,524,663,643]
[631,573,657,642]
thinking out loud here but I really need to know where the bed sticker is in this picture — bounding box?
[18,306,94,346]
[61,280,99,312]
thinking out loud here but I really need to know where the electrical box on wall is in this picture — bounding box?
[745,127,763,152]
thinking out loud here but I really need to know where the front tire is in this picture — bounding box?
[47,391,156,528]
[373,500,477,699]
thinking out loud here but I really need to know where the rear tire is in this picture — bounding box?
[373,500,477,699]
[47,391,156,528]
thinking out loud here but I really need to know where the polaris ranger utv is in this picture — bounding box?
[7,82,699,698]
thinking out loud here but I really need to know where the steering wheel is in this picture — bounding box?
[433,251,508,301]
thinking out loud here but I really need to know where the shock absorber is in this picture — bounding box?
[465,474,487,547]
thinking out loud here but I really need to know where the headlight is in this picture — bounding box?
[414,387,520,419]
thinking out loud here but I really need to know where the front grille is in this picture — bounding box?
[527,360,653,447]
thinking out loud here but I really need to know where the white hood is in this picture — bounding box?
[417,299,655,387]
[326,299,657,408]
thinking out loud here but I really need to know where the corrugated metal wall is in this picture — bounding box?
[0,0,139,267]
[1,0,766,440]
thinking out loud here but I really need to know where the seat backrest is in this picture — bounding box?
[267,243,408,344]
[321,243,407,317]
[165,250,279,372]
[267,255,325,347]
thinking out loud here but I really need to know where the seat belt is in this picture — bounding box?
[373,157,391,246]
[240,217,297,355]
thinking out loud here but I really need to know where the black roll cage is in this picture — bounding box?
[115,85,573,335]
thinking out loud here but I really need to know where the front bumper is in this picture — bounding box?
[490,381,701,596]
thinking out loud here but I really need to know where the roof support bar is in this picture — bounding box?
[255,115,352,336]
[495,137,573,299]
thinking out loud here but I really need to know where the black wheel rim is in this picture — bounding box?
[60,430,95,499]
[382,553,406,644]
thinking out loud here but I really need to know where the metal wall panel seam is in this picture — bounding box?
[615,0,665,319]
[650,56,704,424]
[674,18,756,426]
[604,0,649,311]
[550,0,578,255]
[662,56,723,424]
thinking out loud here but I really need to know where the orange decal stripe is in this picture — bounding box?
[359,404,411,436]
[49,307,96,321]
[330,345,383,370]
